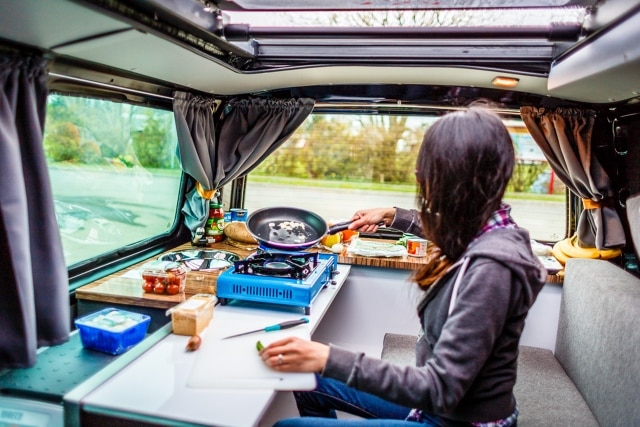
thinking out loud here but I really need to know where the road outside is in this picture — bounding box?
[49,167,566,265]
[244,182,566,242]
[49,165,182,265]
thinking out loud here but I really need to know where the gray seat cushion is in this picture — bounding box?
[557,259,640,426]
[515,346,598,426]
[381,335,600,426]
[381,333,416,365]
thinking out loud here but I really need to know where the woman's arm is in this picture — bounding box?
[349,207,396,233]
[349,207,425,238]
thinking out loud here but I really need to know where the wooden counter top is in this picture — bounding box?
[75,239,562,310]
[76,242,248,310]
[75,239,424,309]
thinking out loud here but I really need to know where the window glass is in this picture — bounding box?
[245,113,565,242]
[44,94,182,266]
[226,7,585,27]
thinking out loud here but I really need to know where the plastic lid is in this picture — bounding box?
[139,260,189,274]
[166,294,217,316]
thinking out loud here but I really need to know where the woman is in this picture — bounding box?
[259,108,547,426]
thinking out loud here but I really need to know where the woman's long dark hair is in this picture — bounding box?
[414,108,514,289]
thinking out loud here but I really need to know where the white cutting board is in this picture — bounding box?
[186,318,316,390]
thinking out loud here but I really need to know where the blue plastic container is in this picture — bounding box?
[74,308,151,355]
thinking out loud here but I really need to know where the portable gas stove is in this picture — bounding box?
[216,250,337,314]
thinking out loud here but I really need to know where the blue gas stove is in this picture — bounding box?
[216,250,337,315]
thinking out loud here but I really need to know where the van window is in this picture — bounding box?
[245,113,565,242]
[44,94,182,266]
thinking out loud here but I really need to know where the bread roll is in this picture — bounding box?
[224,222,258,244]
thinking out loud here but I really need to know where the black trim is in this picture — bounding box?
[224,23,581,42]
[230,176,247,209]
[262,84,587,111]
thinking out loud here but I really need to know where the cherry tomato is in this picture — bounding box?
[166,283,180,295]
[142,280,154,293]
[153,282,166,294]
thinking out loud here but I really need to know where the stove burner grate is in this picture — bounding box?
[234,251,318,279]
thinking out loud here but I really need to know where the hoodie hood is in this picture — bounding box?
[463,227,547,306]
[417,226,546,324]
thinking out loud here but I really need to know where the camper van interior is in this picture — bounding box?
[1,0,639,426]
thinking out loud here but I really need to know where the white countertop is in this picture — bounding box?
[79,264,351,427]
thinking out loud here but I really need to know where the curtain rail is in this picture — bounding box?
[48,72,174,101]
[45,74,524,114]
[313,102,521,116]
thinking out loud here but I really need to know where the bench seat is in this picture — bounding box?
[381,334,598,426]
[381,258,640,427]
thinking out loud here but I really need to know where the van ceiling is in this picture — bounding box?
[0,0,639,107]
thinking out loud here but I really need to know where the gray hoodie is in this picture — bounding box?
[322,209,546,424]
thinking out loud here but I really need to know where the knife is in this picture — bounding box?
[221,318,310,340]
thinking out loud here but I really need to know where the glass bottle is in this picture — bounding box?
[205,201,225,243]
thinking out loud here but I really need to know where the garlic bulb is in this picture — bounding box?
[330,243,344,254]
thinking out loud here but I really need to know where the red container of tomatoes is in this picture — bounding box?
[141,262,188,295]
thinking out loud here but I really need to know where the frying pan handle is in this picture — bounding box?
[327,220,385,235]
[327,221,352,234]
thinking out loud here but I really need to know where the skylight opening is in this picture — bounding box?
[225,7,586,28]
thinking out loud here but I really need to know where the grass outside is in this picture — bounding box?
[249,174,565,203]
[49,161,183,177]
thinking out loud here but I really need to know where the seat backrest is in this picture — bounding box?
[380,332,416,365]
[556,258,640,426]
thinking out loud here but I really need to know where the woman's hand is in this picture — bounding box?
[259,336,330,373]
[349,207,396,233]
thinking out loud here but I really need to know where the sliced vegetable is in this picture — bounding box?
[256,340,264,351]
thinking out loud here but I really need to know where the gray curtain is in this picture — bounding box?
[521,106,625,249]
[173,94,315,234]
[0,53,69,369]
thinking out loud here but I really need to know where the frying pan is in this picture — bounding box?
[246,206,351,251]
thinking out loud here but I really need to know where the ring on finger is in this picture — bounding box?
[277,354,283,365]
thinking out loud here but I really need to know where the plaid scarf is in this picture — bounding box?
[478,202,517,236]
